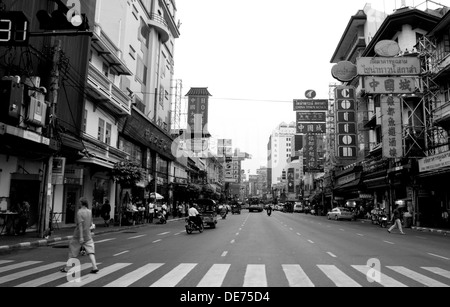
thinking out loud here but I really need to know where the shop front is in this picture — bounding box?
[332,166,362,208]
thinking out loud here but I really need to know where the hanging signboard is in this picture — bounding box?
[293,99,328,111]
[357,57,421,76]
[335,86,357,159]
[331,61,358,82]
[297,123,326,134]
[381,95,403,159]
[296,112,327,122]
[364,77,419,94]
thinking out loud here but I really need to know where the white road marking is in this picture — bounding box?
[352,265,406,287]
[197,264,231,287]
[244,265,267,287]
[357,234,364,237]
[318,265,361,287]
[104,263,164,287]
[152,240,162,243]
[150,263,197,287]
[282,265,314,287]
[427,253,450,261]
[15,264,94,287]
[158,232,170,236]
[0,261,41,274]
[236,233,240,236]
[221,251,228,257]
[59,263,131,287]
[308,240,314,244]
[230,239,235,244]
[0,260,13,265]
[0,262,66,285]
[339,229,345,231]
[415,236,427,239]
[387,266,449,287]
[113,251,129,257]
[95,238,116,244]
[383,241,395,245]
[127,235,146,240]
[327,252,337,258]
[422,267,450,279]
[289,228,293,231]
[297,233,302,236]
[174,232,181,236]
[239,228,242,231]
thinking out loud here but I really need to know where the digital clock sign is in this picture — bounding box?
[0,11,29,46]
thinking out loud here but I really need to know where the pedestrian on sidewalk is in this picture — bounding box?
[148,198,155,223]
[60,197,99,274]
[101,199,111,227]
[388,207,405,235]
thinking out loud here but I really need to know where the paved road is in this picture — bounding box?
[0,211,449,287]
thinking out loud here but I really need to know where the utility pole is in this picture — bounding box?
[39,39,61,238]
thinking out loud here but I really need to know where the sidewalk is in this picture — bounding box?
[358,218,450,235]
[0,216,183,254]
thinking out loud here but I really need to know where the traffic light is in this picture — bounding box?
[36,6,89,31]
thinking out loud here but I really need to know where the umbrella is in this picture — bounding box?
[150,192,164,200]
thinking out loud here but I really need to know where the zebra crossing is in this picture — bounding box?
[0,260,449,287]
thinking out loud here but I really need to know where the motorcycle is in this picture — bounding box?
[185,216,204,234]
[157,211,167,224]
[266,206,272,217]
[378,213,388,228]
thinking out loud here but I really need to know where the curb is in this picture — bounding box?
[412,226,450,235]
[0,217,184,254]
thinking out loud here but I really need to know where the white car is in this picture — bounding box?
[293,203,303,213]
[327,207,354,221]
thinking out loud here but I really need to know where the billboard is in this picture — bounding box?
[335,86,357,159]
[381,95,403,158]
[294,99,328,111]
[357,57,420,76]
[287,168,295,193]
[364,77,419,94]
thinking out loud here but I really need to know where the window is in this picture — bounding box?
[98,118,105,142]
[132,4,139,20]
[102,63,109,78]
[105,123,112,145]
[165,90,169,101]
[83,110,87,133]
[135,96,145,113]
[136,57,147,85]
[129,45,136,60]
[139,18,149,49]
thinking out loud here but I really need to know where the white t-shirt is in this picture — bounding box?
[148,203,155,213]
[188,207,199,217]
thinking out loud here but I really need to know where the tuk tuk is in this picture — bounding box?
[231,203,241,215]
[196,198,218,229]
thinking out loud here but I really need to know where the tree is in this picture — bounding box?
[112,160,146,188]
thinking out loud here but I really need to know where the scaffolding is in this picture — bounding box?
[417,34,449,157]
[170,79,183,131]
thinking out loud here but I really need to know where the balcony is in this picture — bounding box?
[433,101,450,128]
[148,13,170,44]
[91,24,132,76]
[87,62,132,116]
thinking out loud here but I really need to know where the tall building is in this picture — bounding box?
[267,122,296,190]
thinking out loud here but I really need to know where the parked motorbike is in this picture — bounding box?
[185,217,204,234]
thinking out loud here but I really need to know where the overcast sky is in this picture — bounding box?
[173,0,450,175]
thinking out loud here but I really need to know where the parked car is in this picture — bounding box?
[293,203,303,213]
[327,207,354,221]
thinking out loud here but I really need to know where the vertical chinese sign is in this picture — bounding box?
[186,88,212,154]
[304,134,318,171]
[287,168,295,193]
[381,95,403,158]
[335,86,357,160]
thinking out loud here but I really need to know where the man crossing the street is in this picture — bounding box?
[60,197,99,274]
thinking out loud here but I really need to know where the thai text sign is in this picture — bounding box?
[419,151,450,173]
[293,99,328,111]
[381,95,403,159]
[364,77,419,94]
[335,86,357,159]
[357,57,421,76]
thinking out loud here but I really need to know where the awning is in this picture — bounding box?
[363,176,387,189]
[334,179,361,192]
[77,157,114,169]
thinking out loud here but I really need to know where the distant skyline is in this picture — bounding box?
[173,0,450,175]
